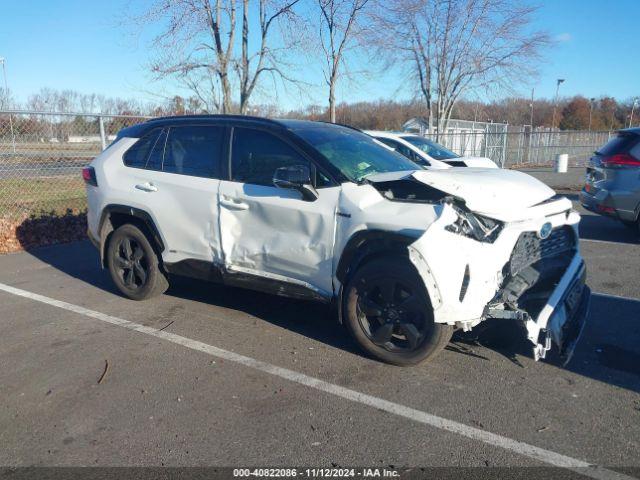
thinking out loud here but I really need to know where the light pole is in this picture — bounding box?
[588,97,596,131]
[529,88,534,127]
[629,98,638,128]
[0,57,17,154]
[551,78,565,129]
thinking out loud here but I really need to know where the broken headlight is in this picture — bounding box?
[444,201,503,243]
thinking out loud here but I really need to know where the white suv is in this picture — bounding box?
[84,116,590,366]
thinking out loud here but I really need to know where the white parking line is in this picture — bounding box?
[0,281,635,480]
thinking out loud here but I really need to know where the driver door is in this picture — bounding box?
[218,126,340,297]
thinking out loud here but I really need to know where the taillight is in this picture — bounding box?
[602,153,640,167]
[596,204,615,214]
[82,166,98,186]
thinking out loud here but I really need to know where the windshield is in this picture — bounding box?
[401,136,460,160]
[292,126,419,182]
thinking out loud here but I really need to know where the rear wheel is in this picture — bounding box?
[106,224,169,300]
[343,256,452,366]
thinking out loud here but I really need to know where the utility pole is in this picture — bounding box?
[588,97,596,131]
[629,98,638,128]
[0,57,16,154]
[550,78,565,129]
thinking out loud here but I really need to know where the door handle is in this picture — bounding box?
[220,196,249,210]
[135,182,158,192]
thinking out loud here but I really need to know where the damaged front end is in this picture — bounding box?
[364,169,591,364]
[484,224,591,364]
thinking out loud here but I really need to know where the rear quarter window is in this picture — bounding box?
[123,129,164,168]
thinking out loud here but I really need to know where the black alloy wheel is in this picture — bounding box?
[356,276,429,352]
[107,224,169,300]
[114,236,148,289]
[343,256,453,366]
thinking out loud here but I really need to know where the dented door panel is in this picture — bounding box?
[218,181,340,296]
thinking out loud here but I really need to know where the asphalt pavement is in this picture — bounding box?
[0,198,638,477]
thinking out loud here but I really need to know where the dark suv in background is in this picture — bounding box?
[580,128,640,234]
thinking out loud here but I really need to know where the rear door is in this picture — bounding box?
[121,124,226,264]
[218,126,340,296]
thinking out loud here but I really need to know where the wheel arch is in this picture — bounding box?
[335,230,422,324]
[98,204,165,268]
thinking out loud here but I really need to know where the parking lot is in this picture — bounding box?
[0,196,639,477]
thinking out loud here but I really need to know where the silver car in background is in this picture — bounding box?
[580,128,640,234]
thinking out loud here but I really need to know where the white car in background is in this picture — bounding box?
[366,130,498,169]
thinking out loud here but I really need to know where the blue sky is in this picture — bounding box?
[1,0,639,111]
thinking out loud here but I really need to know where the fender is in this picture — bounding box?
[335,229,418,284]
[335,229,421,324]
[97,204,165,267]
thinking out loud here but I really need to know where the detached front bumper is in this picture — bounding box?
[524,255,590,364]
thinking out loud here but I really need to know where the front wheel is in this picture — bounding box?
[343,256,452,366]
[106,224,169,301]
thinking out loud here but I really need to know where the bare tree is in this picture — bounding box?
[0,88,15,110]
[142,0,300,115]
[372,0,550,136]
[317,0,369,123]
[236,0,301,114]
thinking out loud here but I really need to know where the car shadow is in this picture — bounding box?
[19,239,119,294]
[23,240,640,394]
[22,240,361,357]
[567,292,640,392]
[165,274,361,356]
[452,293,640,393]
[577,213,639,245]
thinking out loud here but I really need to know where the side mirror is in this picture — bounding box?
[273,165,318,201]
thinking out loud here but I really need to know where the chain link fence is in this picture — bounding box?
[0,111,151,220]
[0,110,618,221]
[430,127,613,168]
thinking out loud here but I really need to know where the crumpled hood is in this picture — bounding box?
[366,168,556,215]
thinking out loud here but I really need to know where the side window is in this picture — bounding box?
[377,137,400,151]
[163,126,224,178]
[123,129,163,168]
[231,128,310,186]
[146,129,167,171]
[378,138,428,166]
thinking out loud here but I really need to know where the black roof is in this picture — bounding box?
[618,127,640,135]
[117,114,353,138]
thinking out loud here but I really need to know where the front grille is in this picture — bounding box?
[508,226,576,277]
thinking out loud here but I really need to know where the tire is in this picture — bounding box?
[342,256,453,366]
[106,223,169,301]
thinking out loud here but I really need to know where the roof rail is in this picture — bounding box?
[145,114,280,125]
